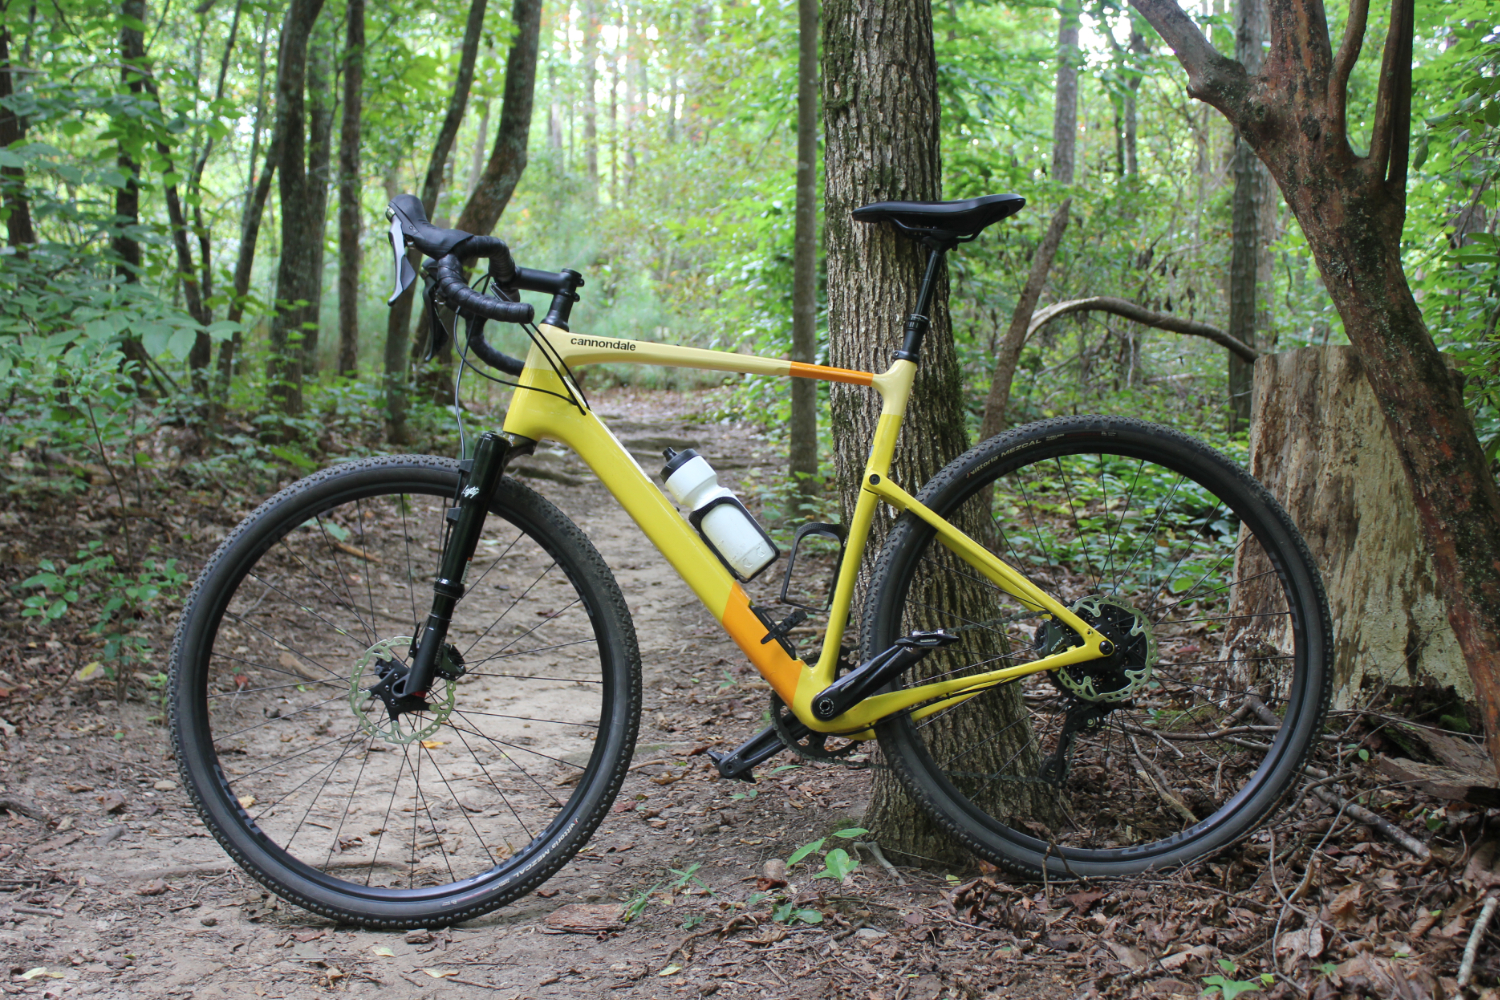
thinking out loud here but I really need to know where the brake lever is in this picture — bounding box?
[421,278,451,362]
[386,211,418,305]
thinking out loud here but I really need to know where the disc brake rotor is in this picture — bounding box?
[348,637,456,745]
[1045,596,1157,703]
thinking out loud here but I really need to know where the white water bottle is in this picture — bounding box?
[661,448,779,581]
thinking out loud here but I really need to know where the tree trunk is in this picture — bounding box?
[1226,0,1269,429]
[113,0,145,283]
[299,21,336,371]
[1129,0,1500,773]
[581,0,599,192]
[266,0,327,415]
[0,9,36,247]
[788,0,819,496]
[824,0,1009,868]
[977,1,1080,440]
[383,0,487,438]
[335,0,363,377]
[466,97,490,198]
[1234,347,1470,706]
[216,7,279,393]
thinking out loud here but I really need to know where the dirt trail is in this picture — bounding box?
[3,391,1058,1000]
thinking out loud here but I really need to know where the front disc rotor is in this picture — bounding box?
[348,637,456,745]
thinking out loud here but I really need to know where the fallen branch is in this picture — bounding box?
[1245,697,1429,860]
[1026,296,1259,363]
[0,797,52,823]
[1459,894,1499,989]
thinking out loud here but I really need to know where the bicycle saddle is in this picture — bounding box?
[852,193,1025,244]
[388,193,473,258]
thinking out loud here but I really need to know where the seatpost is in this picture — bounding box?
[895,248,947,362]
[396,431,510,698]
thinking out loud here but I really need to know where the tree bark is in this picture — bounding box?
[216,6,279,393]
[581,0,599,192]
[1235,347,1470,705]
[265,0,327,415]
[299,21,336,370]
[788,0,819,496]
[1226,0,1269,429]
[113,0,146,283]
[0,7,36,247]
[824,0,1010,867]
[1128,0,1500,774]
[977,2,1080,440]
[383,0,487,439]
[336,0,363,377]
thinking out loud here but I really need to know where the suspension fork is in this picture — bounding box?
[394,431,511,698]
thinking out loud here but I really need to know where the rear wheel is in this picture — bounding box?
[866,416,1331,878]
[169,456,640,927]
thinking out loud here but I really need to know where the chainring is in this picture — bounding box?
[769,692,866,764]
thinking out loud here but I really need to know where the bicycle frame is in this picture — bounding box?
[499,325,1112,736]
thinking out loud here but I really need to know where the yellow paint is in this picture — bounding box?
[500,333,1112,739]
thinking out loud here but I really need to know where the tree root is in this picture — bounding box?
[853,841,906,885]
[0,796,52,823]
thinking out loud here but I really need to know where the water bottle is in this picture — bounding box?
[661,448,779,581]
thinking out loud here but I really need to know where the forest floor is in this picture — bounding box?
[0,388,1495,1000]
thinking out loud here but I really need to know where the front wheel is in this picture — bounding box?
[169,456,640,927]
[866,416,1331,878]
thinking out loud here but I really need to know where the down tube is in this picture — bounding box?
[502,384,809,705]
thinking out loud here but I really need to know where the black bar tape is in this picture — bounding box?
[432,252,533,325]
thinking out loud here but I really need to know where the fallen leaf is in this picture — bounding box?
[650,773,683,786]
[419,740,445,750]
[66,784,94,794]
[755,876,788,891]
[536,888,559,898]
[421,968,457,978]
[137,879,169,896]
[97,791,127,814]
[19,969,64,981]
[237,795,256,809]
[1328,883,1362,927]
[1158,944,1214,970]
[657,964,682,977]
[744,925,787,946]
[1104,940,1148,969]
[1277,926,1325,971]
[1066,889,1106,915]
[370,946,395,957]
[75,662,101,682]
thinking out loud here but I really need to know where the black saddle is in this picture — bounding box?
[852,193,1025,247]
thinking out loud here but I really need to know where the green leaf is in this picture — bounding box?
[268,446,318,470]
[832,828,868,838]
[786,838,825,867]
[817,848,858,881]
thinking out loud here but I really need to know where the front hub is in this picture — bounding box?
[348,637,457,745]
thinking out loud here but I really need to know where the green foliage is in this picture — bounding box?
[1201,959,1270,1000]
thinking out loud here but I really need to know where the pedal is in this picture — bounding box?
[750,605,806,659]
[811,630,959,721]
[707,725,787,783]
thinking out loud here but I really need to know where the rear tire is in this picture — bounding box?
[169,456,640,927]
[866,416,1331,878]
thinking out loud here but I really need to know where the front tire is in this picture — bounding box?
[866,416,1331,878]
[169,456,640,927]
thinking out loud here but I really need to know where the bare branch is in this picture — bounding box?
[1027,296,1260,363]
[1368,0,1414,186]
[1329,0,1369,126]
[1128,0,1248,118]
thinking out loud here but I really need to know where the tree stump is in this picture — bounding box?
[1236,346,1468,707]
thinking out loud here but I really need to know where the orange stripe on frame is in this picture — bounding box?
[788,361,875,386]
[720,585,804,704]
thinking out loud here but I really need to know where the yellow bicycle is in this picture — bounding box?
[169,192,1331,928]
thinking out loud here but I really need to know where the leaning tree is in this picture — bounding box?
[1129,0,1500,768]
